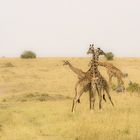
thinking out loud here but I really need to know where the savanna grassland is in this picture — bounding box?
[0,57,140,140]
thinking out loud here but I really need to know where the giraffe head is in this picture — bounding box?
[87,44,106,57]
[87,44,94,54]
[96,47,106,56]
[63,60,70,66]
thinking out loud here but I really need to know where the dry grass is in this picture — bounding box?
[0,57,140,140]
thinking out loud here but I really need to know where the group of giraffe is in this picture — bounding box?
[63,44,127,112]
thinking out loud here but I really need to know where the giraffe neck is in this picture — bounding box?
[67,62,84,76]
[67,63,77,72]
[98,61,112,68]
[91,54,100,77]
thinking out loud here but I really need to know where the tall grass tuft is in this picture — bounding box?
[3,62,15,67]
[126,82,140,93]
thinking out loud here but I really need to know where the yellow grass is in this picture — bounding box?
[0,57,140,140]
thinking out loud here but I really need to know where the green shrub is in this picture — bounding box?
[105,52,114,60]
[20,51,36,59]
[111,84,117,90]
[126,82,140,93]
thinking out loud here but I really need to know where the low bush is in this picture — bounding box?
[126,82,140,93]
[20,51,36,59]
[111,84,117,90]
[105,52,114,60]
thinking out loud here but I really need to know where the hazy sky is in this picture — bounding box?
[0,0,140,57]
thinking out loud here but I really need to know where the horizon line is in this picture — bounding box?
[0,56,140,58]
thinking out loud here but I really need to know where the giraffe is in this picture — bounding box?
[90,60,127,87]
[63,45,114,112]
[63,60,90,104]
[87,44,114,110]
[63,60,93,111]
[63,60,107,112]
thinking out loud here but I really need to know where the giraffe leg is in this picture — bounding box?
[89,88,93,110]
[105,87,114,107]
[72,81,79,112]
[117,74,123,86]
[75,81,81,103]
[103,90,106,102]
[89,88,91,109]
[117,77,121,87]
[90,83,96,110]
[71,88,84,112]
[117,77,125,92]
[109,75,113,86]
[90,90,95,110]
[96,85,102,109]
[119,77,124,86]
[72,79,90,112]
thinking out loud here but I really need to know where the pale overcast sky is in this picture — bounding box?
[0,0,140,57]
